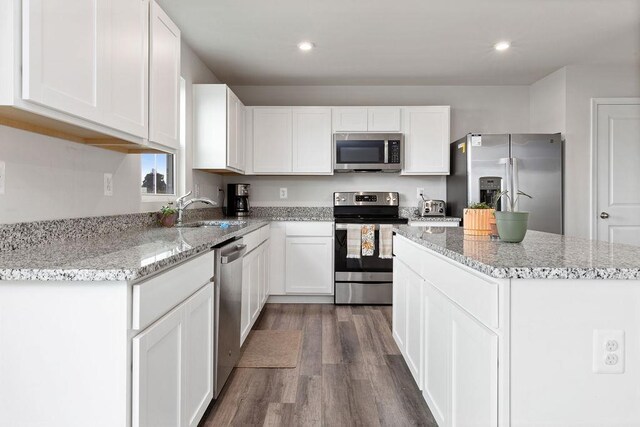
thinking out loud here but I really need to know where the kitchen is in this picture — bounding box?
[0,0,639,426]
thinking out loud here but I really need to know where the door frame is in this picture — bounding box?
[590,97,640,240]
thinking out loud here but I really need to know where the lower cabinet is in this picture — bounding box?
[285,236,333,294]
[241,238,270,345]
[132,282,213,427]
[394,235,499,427]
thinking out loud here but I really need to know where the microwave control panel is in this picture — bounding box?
[389,140,401,163]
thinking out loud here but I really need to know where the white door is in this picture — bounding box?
[423,282,450,427]
[401,106,450,175]
[450,304,498,427]
[149,0,180,149]
[268,222,287,295]
[253,108,293,173]
[261,241,270,305]
[285,237,333,294]
[368,107,401,132]
[105,0,149,138]
[249,246,261,324]
[236,99,246,172]
[332,107,368,132]
[240,250,253,344]
[132,306,184,427]
[183,284,214,427]
[22,0,103,123]
[595,100,640,246]
[392,258,407,352]
[227,90,239,170]
[292,107,332,173]
[405,264,424,390]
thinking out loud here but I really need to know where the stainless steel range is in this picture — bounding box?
[333,191,408,305]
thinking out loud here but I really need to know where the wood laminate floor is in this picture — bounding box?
[202,304,436,426]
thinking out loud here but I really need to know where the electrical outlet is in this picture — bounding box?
[417,187,425,199]
[0,161,5,195]
[104,173,113,196]
[280,188,288,199]
[593,329,625,374]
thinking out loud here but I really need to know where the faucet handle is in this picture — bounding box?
[176,191,192,207]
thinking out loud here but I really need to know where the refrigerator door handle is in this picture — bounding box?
[512,157,520,211]
[499,157,510,211]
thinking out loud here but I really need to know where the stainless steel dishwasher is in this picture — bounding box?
[213,237,246,398]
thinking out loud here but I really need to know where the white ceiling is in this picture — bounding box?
[159,0,640,85]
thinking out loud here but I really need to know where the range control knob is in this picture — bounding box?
[425,208,430,213]
[340,197,346,202]
[439,208,444,213]
[386,197,391,201]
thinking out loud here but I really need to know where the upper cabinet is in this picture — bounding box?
[248,107,332,175]
[401,106,450,175]
[0,0,180,153]
[149,0,180,150]
[332,107,401,132]
[193,84,246,173]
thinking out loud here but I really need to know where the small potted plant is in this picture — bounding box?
[463,202,495,236]
[157,203,178,228]
[492,190,532,243]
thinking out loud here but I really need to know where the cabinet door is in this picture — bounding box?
[106,0,149,138]
[132,305,184,427]
[392,258,407,353]
[249,247,261,325]
[402,106,450,175]
[405,264,424,390]
[285,237,333,294]
[22,0,103,122]
[236,99,246,172]
[292,107,332,173]
[241,250,253,344]
[269,222,287,295]
[183,284,214,427]
[450,305,498,427]
[332,107,368,132]
[423,282,451,427]
[253,108,292,173]
[368,107,401,132]
[227,90,239,170]
[261,241,270,306]
[149,0,180,149]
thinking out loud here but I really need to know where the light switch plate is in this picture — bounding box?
[280,188,288,199]
[0,161,5,195]
[593,329,625,374]
[104,173,113,196]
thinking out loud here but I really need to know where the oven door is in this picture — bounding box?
[333,133,402,172]
[334,224,393,304]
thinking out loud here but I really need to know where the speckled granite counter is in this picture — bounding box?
[393,225,640,280]
[248,206,334,221]
[0,220,269,282]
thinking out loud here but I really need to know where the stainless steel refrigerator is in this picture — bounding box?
[446,133,563,234]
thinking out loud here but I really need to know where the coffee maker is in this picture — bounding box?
[226,184,250,217]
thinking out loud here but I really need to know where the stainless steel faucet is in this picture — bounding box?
[175,191,218,226]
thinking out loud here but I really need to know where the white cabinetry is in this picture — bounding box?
[240,225,270,344]
[401,106,450,175]
[332,107,401,132]
[284,222,333,294]
[252,108,293,173]
[393,234,499,427]
[292,107,332,174]
[133,282,214,427]
[149,0,180,149]
[193,84,246,173]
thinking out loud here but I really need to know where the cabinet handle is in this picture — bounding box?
[600,212,610,219]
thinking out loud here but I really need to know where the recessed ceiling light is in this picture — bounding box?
[297,41,315,51]
[494,41,511,51]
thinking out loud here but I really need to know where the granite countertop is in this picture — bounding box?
[393,225,640,280]
[404,216,461,222]
[0,220,269,282]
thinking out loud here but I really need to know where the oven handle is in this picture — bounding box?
[335,224,397,230]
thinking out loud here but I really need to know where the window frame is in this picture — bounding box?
[140,149,178,203]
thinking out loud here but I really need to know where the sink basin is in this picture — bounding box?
[176,220,247,228]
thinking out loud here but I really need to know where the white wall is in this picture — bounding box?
[0,41,221,224]
[530,68,566,134]
[563,64,640,238]
[227,85,531,207]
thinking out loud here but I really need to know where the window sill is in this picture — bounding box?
[141,195,176,204]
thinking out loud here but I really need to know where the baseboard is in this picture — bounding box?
[266,295,335,304]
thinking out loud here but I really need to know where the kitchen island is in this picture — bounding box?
[392,225,640,427]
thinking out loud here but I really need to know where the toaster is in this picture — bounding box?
[419,199,446,217]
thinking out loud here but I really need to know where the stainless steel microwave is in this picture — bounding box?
[333,133,403,172]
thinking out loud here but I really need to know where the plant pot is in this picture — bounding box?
[494,211,529,243]
[157,212,178,228]
[463,208,495,236]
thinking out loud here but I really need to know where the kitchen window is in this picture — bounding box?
[141,153,175,196]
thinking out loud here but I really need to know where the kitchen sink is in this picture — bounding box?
[176,220,248,228]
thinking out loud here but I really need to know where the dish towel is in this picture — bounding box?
[379,224,393,259]
[361,225,375,257]
[346,224,362,258]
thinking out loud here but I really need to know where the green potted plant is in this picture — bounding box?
[463,202,495,236]
[157,203,178,228]
[492,190,532,243]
